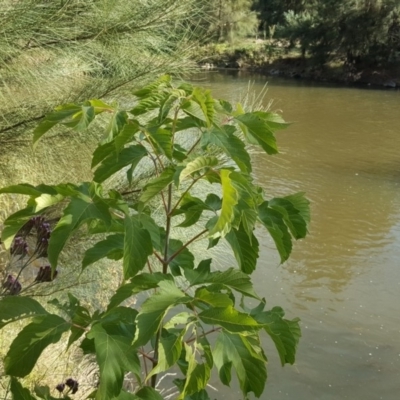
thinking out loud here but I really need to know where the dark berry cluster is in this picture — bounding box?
[2,275,21,295]
[56,378,79,394]
[34,219,51,258]
[10,236,28,258]
[35,266,58,282]
[11,216,52,259]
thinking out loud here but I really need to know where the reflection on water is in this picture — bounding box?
[200,71,400,399]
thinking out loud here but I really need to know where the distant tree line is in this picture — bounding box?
[201,0,400,66]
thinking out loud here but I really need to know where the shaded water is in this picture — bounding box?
[199,71,400,399]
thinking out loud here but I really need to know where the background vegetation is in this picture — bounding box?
[199,0,400,83]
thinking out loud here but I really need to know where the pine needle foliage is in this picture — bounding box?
[0,0,203,138]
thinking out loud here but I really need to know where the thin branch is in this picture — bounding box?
[186,133,202,156]
[142,129,165,170]
[147,260,153,274]
[169,172,207,216]
[147,152,168,212]
[186,327,221,344]
[0,114,45,135]
[71,322,90,332]
[153,251,164,264]
[162,184,173,274]
[166,229,208,264]
[120,189,141,196]
[30,279,96,297]
[141,347,150,379]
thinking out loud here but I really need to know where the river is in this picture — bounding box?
[1,71,399,399]
[199,70,400,399]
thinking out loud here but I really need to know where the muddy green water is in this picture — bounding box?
[199,71,400,399]
[1,72,399,399]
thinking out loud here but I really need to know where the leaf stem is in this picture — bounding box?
[152,183,173,387]
[139,349,156,364]
[153,251,164,264]
[186,134,202,156]
[140,347,149,380]
[162,184,173,274]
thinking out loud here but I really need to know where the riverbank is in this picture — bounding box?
[198,40,400,89]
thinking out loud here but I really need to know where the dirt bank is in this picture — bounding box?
[199,45,400,89]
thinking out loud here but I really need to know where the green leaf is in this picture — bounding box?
[190,87,214,127]
[208,169,238,238]
[67,105,95,131]
[172,143,188,162]
[167,238,195,275]
[158,90,182,122]
[131,87,170,116]
[178,342,211,399]
[133,75,171,98]
[111,390,138,399]
[137,214,163,251]
[182,100,208,122]
[34,385,62,400]
[213,332,267,398]
[89,99,113,111]
[229,171,260,233]
[185,267,259,299]
[0,296,48,329]
[10,378,37,400]
[235,113,278,155]
[252,111,290,130]
[174,194,213,228]
[284,192,311,223]
[104,110,128,142]
[135,387,164,400]
[123,216,153,279]
[35,193,65,212]
[48,188,111,269]
[163,312,194,330]
[67,304,92,349]
[148,329,185,378]
[204,193,221,211]
[82,234,124,269]
[133,281,191,347]
[88,323,140,400]
[194,287,233,308]
[180,156,219,183]
[139,167,175,205]
[258,201,292,263]
[92,142,115,168]
[4,315,70,377]
[199,306,262,333]
[225,225,259,274]
[0,183,47,197]
[33,104,81,146]
[107,273,173,310]
[93,144,147,183]
[268,197,308,239]
[147,126,173,159]
[202,126,251,173]
[114,121,140,153]
[253,306,301,366]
